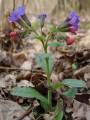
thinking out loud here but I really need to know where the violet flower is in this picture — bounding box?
[65,11,80,33]
[8,11,20,22]
[8,6,25,22]
[16,6,31,27]
[58,11,80,33]
[15,6,25,16]
[8,6,26,28]
[38,13,47,28]
[38,13,47,21]
[8,6,31,27]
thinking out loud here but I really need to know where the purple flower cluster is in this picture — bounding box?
[8,6,25,22]
[38,13,47,21]
[57,11,80,33]
[38,13,47,28]
[65,11,80,33]
[8,6,31,28]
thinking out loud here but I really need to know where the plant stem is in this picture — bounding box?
[34,29,52,110]
[43,42,52,110]
[48,88,52,110]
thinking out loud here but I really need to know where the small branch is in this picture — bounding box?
[0,66,31,71]
[0,66,42,73]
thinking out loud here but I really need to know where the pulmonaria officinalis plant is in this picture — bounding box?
[10,10,86,120]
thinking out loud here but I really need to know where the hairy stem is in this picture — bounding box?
[44,42,52,110]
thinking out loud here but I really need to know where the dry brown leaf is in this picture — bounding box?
[21,61,32,70]
[0,100,33,120]
[43,112,54,120]
[0,74,16,90]
[13,51,27,66]
[17,80,34,87]
[72,100,90,120]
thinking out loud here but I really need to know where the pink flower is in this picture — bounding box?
[10,31,17,39]
[66,36,75,45]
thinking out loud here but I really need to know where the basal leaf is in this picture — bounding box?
[48,42,64,47]
[11,87,48,110]
[62,79,86,88]
[63,88,77,98]
[35,35,45,41]
[51,82,64,90]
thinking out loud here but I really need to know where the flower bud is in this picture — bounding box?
[69,26,77,33]
[10,31,17,38]
[66,36,75,45]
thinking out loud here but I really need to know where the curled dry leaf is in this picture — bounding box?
[0,51,7,62]
[21,61,32,70]
[17,80,34,87]
[0,74,16,90]
[13,51,27,67]
[16,71,32,81]
[74,65,90,76]
[72,100,90,120]
[43,112,54,120]
[84,73,90,88]
[50,72,59,83]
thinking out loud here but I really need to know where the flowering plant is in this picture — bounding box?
[10,9,86,120]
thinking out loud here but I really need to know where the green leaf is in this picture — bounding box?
[50,25,60,33]
[48,42,64,47]
[51,82,64,90]
[11,87,49,110]
[35,35,45,41]
[55,32,67,40]
[36,53,53,74]
[63,88,77,98]
[31,20,40,30]
[72,63,78,70]
[62,79,86,88]
[55,111,63,120]
[57,22,68,30]
[54,99,63,120]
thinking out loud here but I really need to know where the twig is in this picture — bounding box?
[0,66,42,73]
[0,66,31,71]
